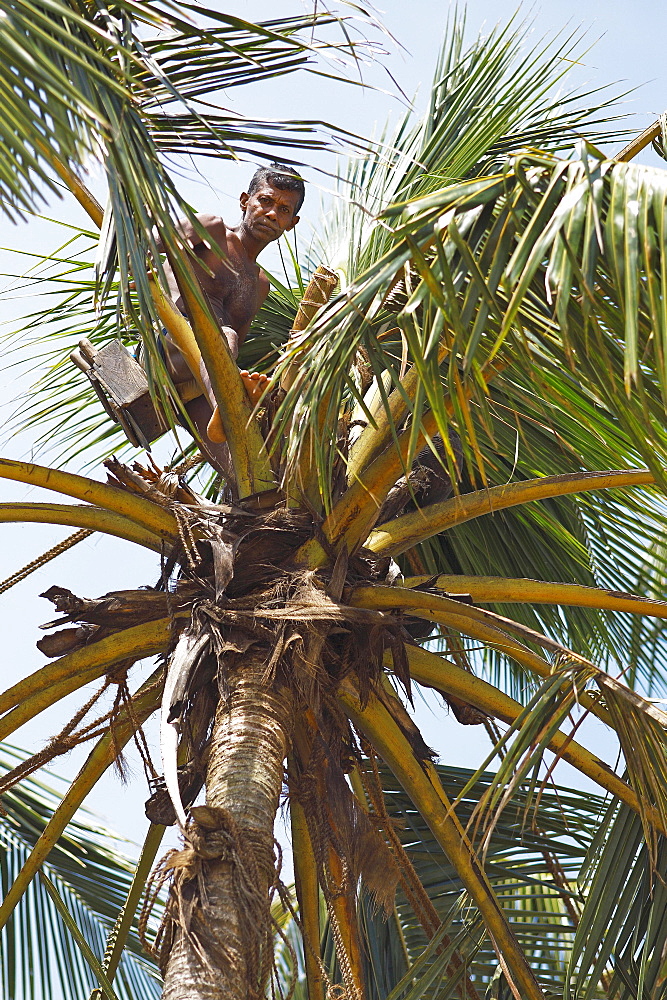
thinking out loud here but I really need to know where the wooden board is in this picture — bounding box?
[76,340,169,448]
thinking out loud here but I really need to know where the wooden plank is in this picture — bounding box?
[72,339,169,446]
[93,341,152,405]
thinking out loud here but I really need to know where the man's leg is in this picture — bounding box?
[206,369,270,443]
[183,394,235,479]
[159,325,271,451]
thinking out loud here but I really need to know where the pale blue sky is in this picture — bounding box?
[0,0,662,856]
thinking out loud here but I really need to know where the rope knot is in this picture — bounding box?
[106,660,130,685]
[141,805,276,985]
[187,805,238,862]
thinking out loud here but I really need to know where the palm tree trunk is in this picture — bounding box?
[161,648,293,1000]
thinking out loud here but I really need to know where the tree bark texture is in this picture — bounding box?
[161,647,293,1000]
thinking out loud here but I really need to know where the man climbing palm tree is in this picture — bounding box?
[153,161,304,467]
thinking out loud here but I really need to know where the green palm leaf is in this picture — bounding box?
[569,799,667,1000]
[0,743,162,1000]
[360,758,667,999]
[285,759,609,998]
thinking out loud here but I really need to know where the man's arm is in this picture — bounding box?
[258,270,270,306]
[154,213,227,254]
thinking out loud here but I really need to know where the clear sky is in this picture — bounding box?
[0,0,663,858]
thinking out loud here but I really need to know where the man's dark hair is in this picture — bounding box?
[248,162,305,213]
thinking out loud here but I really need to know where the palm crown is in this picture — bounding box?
[3,2,667,999]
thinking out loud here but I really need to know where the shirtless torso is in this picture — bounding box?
[157,174,302,466]
[163,214,270,371]
[161,178,300,378]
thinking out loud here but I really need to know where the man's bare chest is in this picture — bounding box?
[197,249,259,327]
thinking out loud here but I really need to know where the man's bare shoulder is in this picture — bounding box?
[192,214,229,247]
[157,213,229,254]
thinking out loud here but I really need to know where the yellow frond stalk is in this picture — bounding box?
[290,720,365,998]
[0,458,177,542]
[338,678,545,1000]
[396,645,666,836]
[346,352,447,484]
[350,585,609,725]
[0,503,166,552]
[296,408,439,568]
[102,822,166,985]
[148,279,207,395]
[367,469,655,556]
[0,618,174,738]
[401,574,667,620]
[289,790,326,1000]
[296,361,505,567]
[161,245,274,497]
[325,845,366,999]
[0,668,163,931]
[0,667,105,744]
[31,138,104,229]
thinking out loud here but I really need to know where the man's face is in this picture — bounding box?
[240,181,301,242]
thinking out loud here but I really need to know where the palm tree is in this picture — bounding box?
[3,2,667,998]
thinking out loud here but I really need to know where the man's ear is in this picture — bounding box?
[285,215,300,232]
[240,191,249,212]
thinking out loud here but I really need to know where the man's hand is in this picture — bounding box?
[206,371,271,443]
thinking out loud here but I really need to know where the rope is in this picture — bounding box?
[0,528,93,595]
[0,678,111,797]
[0,672,161,800]
[143,806,276,994]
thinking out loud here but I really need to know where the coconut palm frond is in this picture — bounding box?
[313,10,632,286]
[354,759,604,996]
[273,15,636,491]
[419,362,667,691]
[0,0,371,219]
[0,743,162,1000]
[0,0,121,219]
[428,653,667,874]
[410,488,667,699]
[140,7,379,163]
[569,799,667,1000]
[598,681,667,863]
[1,229,139,466]
[277,145,667,506]
[146,111,334,163]
[359,895,484,1000]
[398,151,667,483]
[137,7,372,101]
